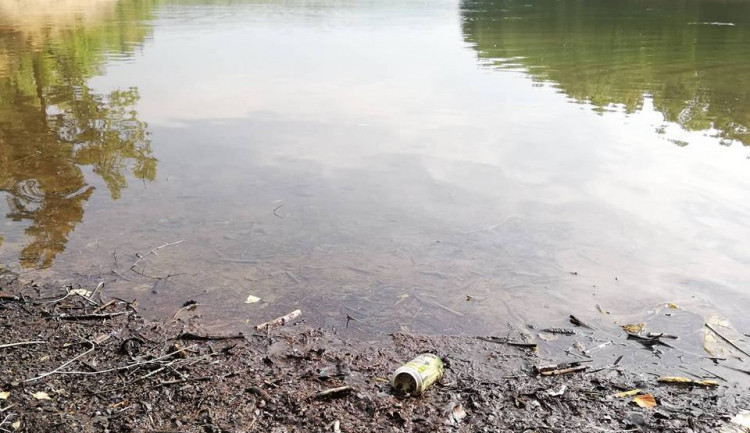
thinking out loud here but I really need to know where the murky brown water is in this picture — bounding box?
[1,0,750,336]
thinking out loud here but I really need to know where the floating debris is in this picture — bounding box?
[657,377,719,387]
[245,294,261,304]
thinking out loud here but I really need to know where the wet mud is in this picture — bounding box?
[1,272,749,432]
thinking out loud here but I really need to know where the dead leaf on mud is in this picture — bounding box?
[621,323,645,334]
[657,377,719,387]
[69,288,92,298]
[245,294,261,304]
[0,391,9,399]
[633,394,656,409]
[612,389,641,398]
[444,402,466,426]
[31,391,51,400]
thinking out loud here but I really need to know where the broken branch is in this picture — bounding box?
[255,309,302,331]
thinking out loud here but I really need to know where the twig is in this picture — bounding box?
[93,299,117,313]
[90,281,104,301]
[540,328,577,335]
[0,340,46,349]
[59,312,130,321]
[255,309,302,331]
[315,386,352,399]
[0,414,12,432]
[171,303,203,320]
[569,314,594,329]
[60,345,199,377]
[273,204,284,219]
[477,336,537,349]
[132,353,212,384]
[25,342,95,382]
[540,365,588,376]
[175,333,245,341]
[413,293,464,317]
[705,323,750,357]
[130,240,184,270]
[700,367,727,381]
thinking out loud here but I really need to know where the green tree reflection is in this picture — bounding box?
[0,0,157,269]
[461,0,750,145]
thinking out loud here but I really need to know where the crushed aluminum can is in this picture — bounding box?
[391,353,444,395]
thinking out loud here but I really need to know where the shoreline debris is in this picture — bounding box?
[534,361,590,376]
[391,353,444,395]
[255,309,302,331]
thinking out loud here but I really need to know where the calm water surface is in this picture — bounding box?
[1,0,750,335]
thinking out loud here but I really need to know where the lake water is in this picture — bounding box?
[1,0,749,335]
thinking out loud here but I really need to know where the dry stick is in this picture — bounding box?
[90,281,104,301]
[93,299,117,313]
[132,353,212,384]
[176,333,245,341]
[256,309,302,331]
[315,386,352,399]
[540,365,588,376]
[0,340,46,349]
[476,336,537,349]
[700,367,727,382]
[59,312,130,321]
[0,414,12,432]
[171,303,204,320]
[705,323,750,357]
[130,240,184,270]
[60,345,202,382]
[25,342,95,382]
[413,293,464,317]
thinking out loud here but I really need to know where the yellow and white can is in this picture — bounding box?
[391,353,444,395]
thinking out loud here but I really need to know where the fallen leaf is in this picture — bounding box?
[31,391,51,400]
[657,376,719,387]
[633,394,656,409]
[93,334,111,345]
[245,295,261,304]
[666,303,680,309]
[621,323,645,334]
[612,389,641,398]
[444,402,466,426]
[70,288,93,298]
[11,420,20,430]
[0,390,9,399]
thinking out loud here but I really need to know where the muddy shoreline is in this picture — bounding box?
[1,272,749,432]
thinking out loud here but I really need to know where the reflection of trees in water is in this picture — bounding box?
[0,1,157,269]
[461,0,750,146]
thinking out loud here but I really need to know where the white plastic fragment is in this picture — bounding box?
[245,295,261,304]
